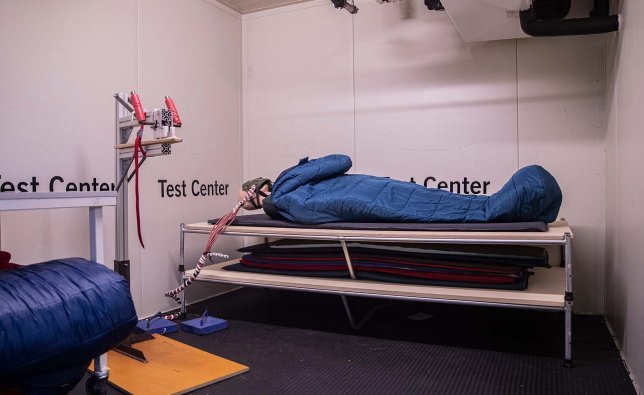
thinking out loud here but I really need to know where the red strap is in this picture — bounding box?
[138,135,147,158]
[134,134,145,248]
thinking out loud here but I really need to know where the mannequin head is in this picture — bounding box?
[238,177,272,210]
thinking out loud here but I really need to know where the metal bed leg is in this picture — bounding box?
[92,354,109,379]
[86,353,109,394]
[89,206,109,392]
[564,234,573,368]
[180,223,187,316]
[341,295,392,331]
[89,207,104,266]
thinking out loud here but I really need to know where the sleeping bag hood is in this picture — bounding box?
[263,154,562,224]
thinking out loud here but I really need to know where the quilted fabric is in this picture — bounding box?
[266,154,562,224]
[0,258,137,381]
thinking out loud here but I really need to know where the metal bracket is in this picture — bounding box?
[115,260,131,284]
[114,330,154,363]
[114,93,134,113]
[114,343,148,363]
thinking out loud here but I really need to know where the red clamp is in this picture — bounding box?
[165,96,182,126]
[130,91,147,123]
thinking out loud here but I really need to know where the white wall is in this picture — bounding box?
[243,0,605,312]
[0,0,613,319]
[517,35,606,313]
[605,0,644,389]
[0,0,242,317]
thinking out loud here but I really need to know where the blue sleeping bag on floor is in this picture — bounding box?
[0,258,137,391]
[263,154,562,224]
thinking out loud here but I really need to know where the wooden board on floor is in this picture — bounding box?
[91,335,248,395]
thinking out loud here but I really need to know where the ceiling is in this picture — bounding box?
[214,0,314,14]
[221,0,531,42]
[215,0,599,42]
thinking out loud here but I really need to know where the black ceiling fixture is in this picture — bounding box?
[424,0,444,11]
[331,0,358,14]
[520,0,619,36]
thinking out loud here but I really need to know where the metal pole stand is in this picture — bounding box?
[111,92,183,364]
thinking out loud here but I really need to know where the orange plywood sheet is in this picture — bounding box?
[91,335,248,395]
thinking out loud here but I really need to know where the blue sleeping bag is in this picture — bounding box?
[264,154,562,224]
[0,258,137,390]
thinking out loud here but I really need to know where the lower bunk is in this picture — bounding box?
[186,262,565,309]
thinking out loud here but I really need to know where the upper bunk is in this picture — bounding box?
[184,219,573,245]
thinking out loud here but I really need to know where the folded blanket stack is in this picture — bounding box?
[223,240,550,290]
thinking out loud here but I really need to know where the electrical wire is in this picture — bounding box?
[163,185,257,320]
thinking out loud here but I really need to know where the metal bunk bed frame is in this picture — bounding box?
[178,221,574,367]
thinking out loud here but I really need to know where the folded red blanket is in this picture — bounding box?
[239,257,520,284]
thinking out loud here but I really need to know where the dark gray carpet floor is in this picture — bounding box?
[72,287,635,394]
